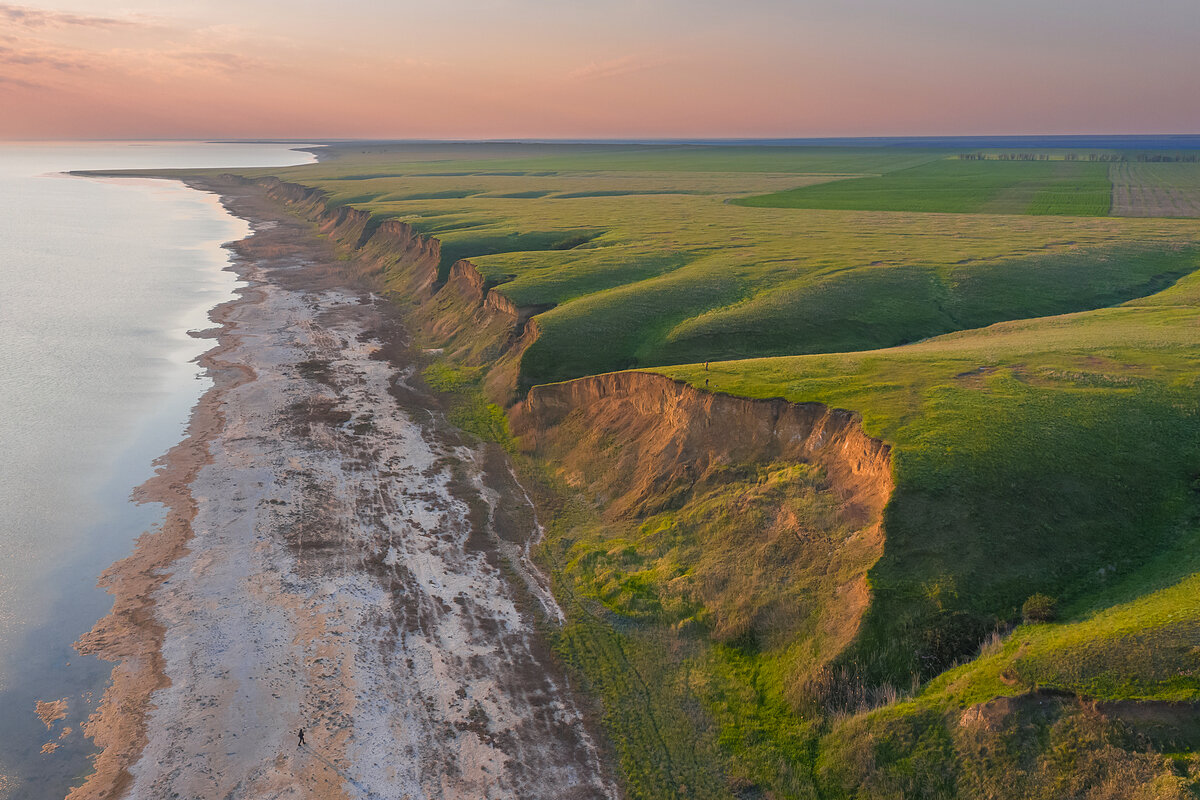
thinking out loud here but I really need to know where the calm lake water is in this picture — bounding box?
[0,142,312,799]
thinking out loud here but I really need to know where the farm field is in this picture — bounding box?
[300,140,948,175]
[1111,162,1200,218]
[734,158,1115,215]
[206,141,1200,799]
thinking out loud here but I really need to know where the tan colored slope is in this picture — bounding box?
[512,371,893,686]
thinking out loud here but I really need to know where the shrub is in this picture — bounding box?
[1022,593,1058,623]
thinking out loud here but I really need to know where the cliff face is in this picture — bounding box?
[259,177,370,245]
[512,371,893,690]
[252,177,533,396]
[514,371,891,521]
[358,219,443,298]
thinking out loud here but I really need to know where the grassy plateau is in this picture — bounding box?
[235,145,1200,393]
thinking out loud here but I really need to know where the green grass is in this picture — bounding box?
[532,457,850,799]
[817,689,1200,799]
[533,473,735,800]
[735,159,1114,215]
[901,534,1200,713]
[659,270,1200,684]
[655,272,1200,796]
[811,554,1200,797]
[421,362,514,448]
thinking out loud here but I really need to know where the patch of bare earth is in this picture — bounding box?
[1110,162,1200,218]
[70,180,615,800]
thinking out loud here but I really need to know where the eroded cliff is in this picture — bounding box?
[514,371,893,702]
[252,176,539,402]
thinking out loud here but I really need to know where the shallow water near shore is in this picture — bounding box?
[0,142,312,799]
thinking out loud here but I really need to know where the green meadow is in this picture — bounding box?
[735,158,1115,215]
[545,270,1200,798]
[227,142,1200,798]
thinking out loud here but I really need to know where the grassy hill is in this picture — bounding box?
[661,267,1200,673]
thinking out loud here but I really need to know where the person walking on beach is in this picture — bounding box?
[297,728,305,748]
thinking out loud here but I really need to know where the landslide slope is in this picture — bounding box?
[507,372,895,797]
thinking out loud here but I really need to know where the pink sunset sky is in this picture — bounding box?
[2,0,1199,140]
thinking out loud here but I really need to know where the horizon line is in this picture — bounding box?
[5,132,1200,147]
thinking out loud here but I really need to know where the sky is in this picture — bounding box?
[1,0,1199,139]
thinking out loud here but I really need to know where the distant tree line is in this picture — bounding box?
[957,152,1200,162]
[957,153,1058,161]
[1134,153,1200,162]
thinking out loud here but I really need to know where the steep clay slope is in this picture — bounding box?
[514,371,893,697]
[513,371,890,530]
[254,176,538,402]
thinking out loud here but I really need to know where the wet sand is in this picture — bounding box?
[70,179,615,800]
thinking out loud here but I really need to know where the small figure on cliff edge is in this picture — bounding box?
[704,362,709,371]
[297,728,305,748]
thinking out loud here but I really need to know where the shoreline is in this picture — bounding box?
[69,277,259,800]
[70,176,616,799]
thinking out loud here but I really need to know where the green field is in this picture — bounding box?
[219,141,1200,798]
[304,141,946,175]
[661,269,1200,679]
[735,158,1115,215]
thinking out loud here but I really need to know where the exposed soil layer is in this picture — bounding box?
[71,178,615,800]
[512,371,893,673]
[513,371,891,532]
[249,177,541,403]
